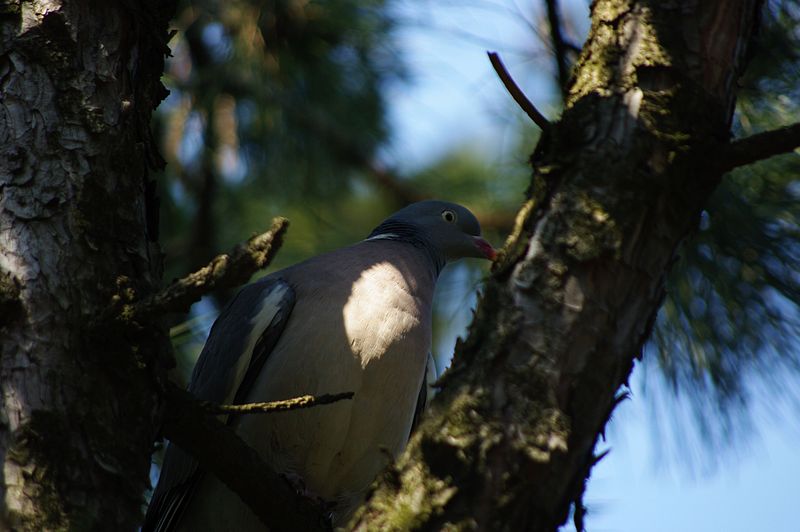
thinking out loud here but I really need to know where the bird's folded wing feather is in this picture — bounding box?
[410,351,438,436]
[143,277,296,532]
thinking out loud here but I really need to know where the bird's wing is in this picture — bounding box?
[410,351,438,436]
[143,277,295,532]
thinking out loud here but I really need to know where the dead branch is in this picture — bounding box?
[132,217,288,319]
[487,51,551,130]
[203,392,354,415]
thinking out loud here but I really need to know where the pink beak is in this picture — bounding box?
[473,237,497,261]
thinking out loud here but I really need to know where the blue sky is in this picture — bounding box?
[385,2,800,531]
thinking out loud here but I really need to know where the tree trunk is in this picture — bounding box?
[352,1,763,530]
[0,1,175,529]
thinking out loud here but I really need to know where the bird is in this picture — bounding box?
[144,200,496,531]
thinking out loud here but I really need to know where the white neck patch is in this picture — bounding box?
[364,233,399,242]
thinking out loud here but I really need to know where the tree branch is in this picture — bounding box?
[131,217,288,319]
[717,122,800,172]
[162,384,331,532]
[544,0,570,97]
[488,51,550,130]
[202,392,354,415]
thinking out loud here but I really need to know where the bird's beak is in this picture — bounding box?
[473,237,497,261]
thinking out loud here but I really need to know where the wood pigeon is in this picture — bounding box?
[144,200,496,531]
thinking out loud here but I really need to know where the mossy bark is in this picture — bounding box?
[0,1,175,529]
[352,1,763,530]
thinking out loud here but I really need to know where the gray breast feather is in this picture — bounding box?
[143,278,295,532]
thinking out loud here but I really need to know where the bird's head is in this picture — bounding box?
[366,200,497,265]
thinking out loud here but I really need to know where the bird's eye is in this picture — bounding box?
[442,210,457,223]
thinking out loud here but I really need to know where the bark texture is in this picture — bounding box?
[0,1,175,529]
[352,1,763,530]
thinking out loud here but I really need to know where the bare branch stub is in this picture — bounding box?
[487,51,550,130]
[203,392,355,415]
[718,122,800,172]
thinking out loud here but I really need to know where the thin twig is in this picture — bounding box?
[203,392,354,415]
[544,0,570,98]
[162,384,331,531]
[717,122,800,172]
[487,51,550,130]
[564,41,582,55]
[130,217,289,320]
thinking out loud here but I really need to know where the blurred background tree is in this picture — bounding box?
[153,0,800,529]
